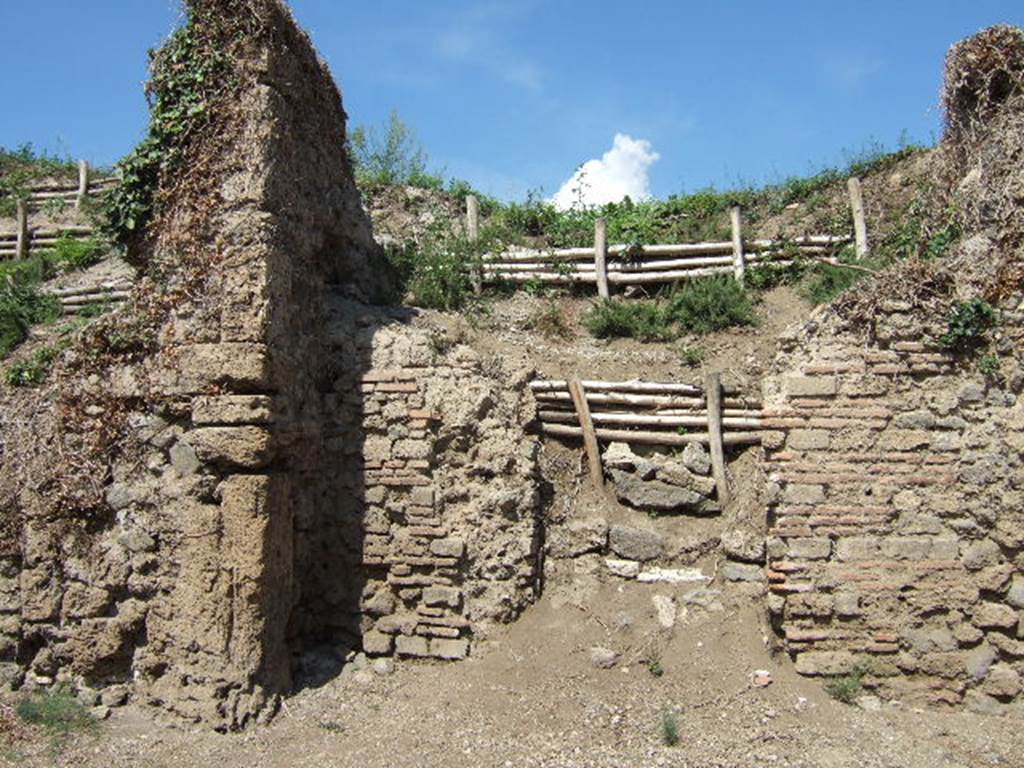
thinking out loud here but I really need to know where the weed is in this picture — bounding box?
[529,300,573,340]
[824,666,868,704]
[678,345,705,367]
[76,302,111,319]
[0,281,61,359]
[15,686,95,741]
[49,234,104,271]
[318,720,344,734]
[645,657,665,678]
[5,345,60,387]
[978,353,1002,380]
[660,711,680,746]
[799,262,868,305]
[0,144,78,217]
[939,298,997,351]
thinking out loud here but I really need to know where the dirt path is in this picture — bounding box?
[9,577,1019,768]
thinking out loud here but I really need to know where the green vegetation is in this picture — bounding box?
[527,300,573,340]
[660,711,680,746]
[0,144,78,217]
[678,345,705,366]
[939,297,997,352]
[5,345,60,387]
[583,276,755,342]
[104,20,228,249]
[645,657,665,678]
[824,666,868,704]
[384,223,484,311]
[15,686,96,745]
[349,110,440,189]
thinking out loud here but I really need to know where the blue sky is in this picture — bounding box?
[1,2,1021,202]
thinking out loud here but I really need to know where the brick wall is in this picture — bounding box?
[764,296,1024,710]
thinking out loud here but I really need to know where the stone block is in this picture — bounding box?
[880,537,932,561]
[962,539,1002,570]
[395,635,430,657]
[410,487,435,507]
[190,426,272,469]
[965,643,997,681]
[834,592,861,617]
[782,484,826,505]
[429,538,465,559]
[422,586,461,608]
[980,663,1022,699]
[608,525,663,562]
[722,563,764,582]
[547,518,608,559]
[192,395,273,426]
[169,343,270,394]
[972,602,1018,629]
[787,537,831,560]
[786,376,837,397]
[787,430,830,450]
[362,630,394,656]
[836,536,880,561]
[430,638,469,660]
[720,530,765,563]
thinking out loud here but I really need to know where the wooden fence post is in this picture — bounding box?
[704,372,731,508]
[729,206,746,285]
[568,379,604,490]
[594,217,609,299]
[15,200,28,261]
[847,177,868,258]
[75,160,90,210]
[466,195,481,295]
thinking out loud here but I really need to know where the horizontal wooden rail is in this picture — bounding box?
[540,422,761,447]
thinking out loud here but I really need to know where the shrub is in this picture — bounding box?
[799,262,868,305]
[0,281,61,359]
[825,666,867,704]
[50,234,104,271]
[349,111,433,188]
[583,298,677,342]
[386,226,479,311]
[939,297,997,351]
[528,301,574,340]
[665,275,755,334]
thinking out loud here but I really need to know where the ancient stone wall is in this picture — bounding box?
[763,294,1024,710]
[295,300,542,666]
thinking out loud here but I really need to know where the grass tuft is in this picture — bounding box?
[660,710,680,746]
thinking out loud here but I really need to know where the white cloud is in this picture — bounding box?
[551,134,660,211]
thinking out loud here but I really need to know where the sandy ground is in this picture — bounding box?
[5,576,1021,768]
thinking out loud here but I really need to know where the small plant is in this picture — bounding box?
[978,353,1002,380]
[5,345,59,387]
[76,301,111,319]
[0,279,61,359]
[677,345,704,367]
[825,665,868,704]
[50,234,104,271]
[583,298,677,342]
[666,276,755,334]
[15,686,96,742]
[528,300,574,340]
[939,297,997,352]
[645,657,665,678]
[659,710,680,746]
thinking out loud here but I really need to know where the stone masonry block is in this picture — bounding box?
[430,638,469,660]
[395,635,430,657]
[429,539,465,559]
[190,427,273,469]
[835,536,881,561]
[422,586,461,608]
[192,395,273,426]
[786,376,838,398]
[782,484,826,505]
[787,537,832,560]
[787,430,831,451]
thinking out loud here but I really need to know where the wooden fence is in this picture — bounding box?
[24,161,117,210]
[531,375,765,503]
[0,222,95,261]
[466,176,870,297]
[50,280,131,315]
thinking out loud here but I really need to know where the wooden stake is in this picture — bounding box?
[466,195,481,295]
[704,372,731,507]
[729,206,745,285]
[847,177,869,258]
[594,217,609,299]
[15,200,28,261]
[75,160,89,210]
[568,379,604,490]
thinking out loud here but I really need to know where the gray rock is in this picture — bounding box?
[0,663,23,691]
[547,518,608,559]
[722,562,764,582]
[1007,577,1024,610]
[169,441,201,476]
[608,525,663,562]
[608,470,704,513]
[77,687,101,708]
[965,642,997,681]
[104,483,136,511]
[721,530,766,563]
[962,539,1002,570]
[965,690,1004,716]
[656,463,716,496]
[371,657,394,676]
[603,443,657,479]
[91,705,111,721]
[100,685,128,707]
[118,529,156,554]
[589,646,620,669]
[681,443,711,475]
